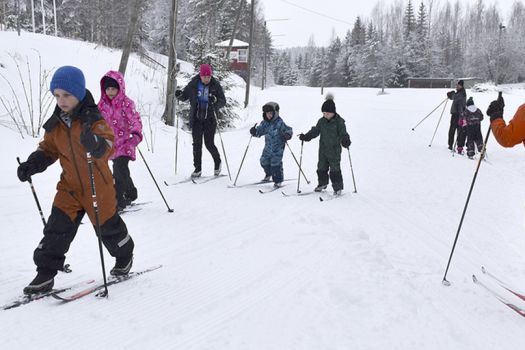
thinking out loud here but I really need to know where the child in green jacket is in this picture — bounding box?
[299,96,351,195]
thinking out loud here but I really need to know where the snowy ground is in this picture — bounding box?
[2,31,525,349]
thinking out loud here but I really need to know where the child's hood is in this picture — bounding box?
[100,70,126,101]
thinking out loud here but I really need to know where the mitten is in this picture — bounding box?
[341,135,351,148]
[487,100,504,122]
[17,162,35,182]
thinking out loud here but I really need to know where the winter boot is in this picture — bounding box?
[214,161,222,176]
[273,182,283,188]
[261,175,271,182]
[191,167,202,178]
[456,147,464,155]
[314,185,327,192]
[333,189,342,196]
[117,197,127,212]
[23,269,56,295]
[110,255,133,276]
[125,188,138,205]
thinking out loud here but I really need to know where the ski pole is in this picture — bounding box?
[86,151,109,297]
[285,141,310,184]
[17,157,47,226]
[174,97,179,174]
[347,148,357,193]
[212,109,232,180]
[137,147,174,213]
[233,125,255,186]
[412,97,448,131]
[296,140,304,193]
[442,124,492,286]
[428,99,448,147]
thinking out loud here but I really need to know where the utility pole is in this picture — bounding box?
[261,18,287,90]
[244,0,255,108]
[15,0,20,36]
[496,23,506,84]
[31,0,35,33]
[262,21,267,90]
[119,0,142,76]
[40,0,46,35]
[163,0,179,126]
[52,0,57,36]
[226,0,245,60]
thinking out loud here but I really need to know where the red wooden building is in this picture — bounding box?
[215,39,249,79]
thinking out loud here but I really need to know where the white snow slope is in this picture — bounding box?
[1,31,525,350]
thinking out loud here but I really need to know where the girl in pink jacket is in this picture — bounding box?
[98,70,143,210]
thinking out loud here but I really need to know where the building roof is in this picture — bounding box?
[215,39,249,48]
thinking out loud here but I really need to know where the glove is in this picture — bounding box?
[446,90,455,99]
[487,100,504,122]
[175,89,182,98]
[80,123,106,157]
[282,132,292,141]
[17,162,35,182]
[250,125,257,136]
[298,133,308,141]
[209,94,217,104]
[341,135,351,148]
[128,133,141,147]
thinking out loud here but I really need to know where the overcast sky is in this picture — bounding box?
[261,0,522,48]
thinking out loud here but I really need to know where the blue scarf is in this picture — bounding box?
[197,81,209,106]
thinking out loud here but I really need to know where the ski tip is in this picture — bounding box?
[481,266,487,274]
[472,275,478,283]
[319,197,324,202]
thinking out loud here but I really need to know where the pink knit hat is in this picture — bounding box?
[199,64,213,77]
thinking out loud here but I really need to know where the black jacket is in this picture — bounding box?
[179,75,226,127]
[450,88,466,116]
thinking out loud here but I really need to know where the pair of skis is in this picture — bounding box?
[281,190,344,202]
[472,266,525,317]
[164,174,227,187]
[1,265,161,310]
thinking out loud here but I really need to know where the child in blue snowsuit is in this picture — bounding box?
[250,102,293,188]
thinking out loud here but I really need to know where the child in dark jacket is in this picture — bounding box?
[299,96,351,195]
[463,97,484,158]
[250,102,293,188]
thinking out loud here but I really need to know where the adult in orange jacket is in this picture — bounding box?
[17,66,135,294]
[487,94,525,148]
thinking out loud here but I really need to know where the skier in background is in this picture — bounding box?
[298,96,351,196]
[249,102,293,188]
[447,80,466,152]
[463,97,484,159]
[175,64,226,178]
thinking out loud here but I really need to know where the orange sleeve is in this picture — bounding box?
[490,104,525,148]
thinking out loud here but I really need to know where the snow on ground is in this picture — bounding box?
[1,31,525,349]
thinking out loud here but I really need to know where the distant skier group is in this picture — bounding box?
[447,80,484,159]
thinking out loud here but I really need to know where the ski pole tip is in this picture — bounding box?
[442,279,451,287]
[168,209,174,213]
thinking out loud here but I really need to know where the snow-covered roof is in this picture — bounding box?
[215,39,249,48]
